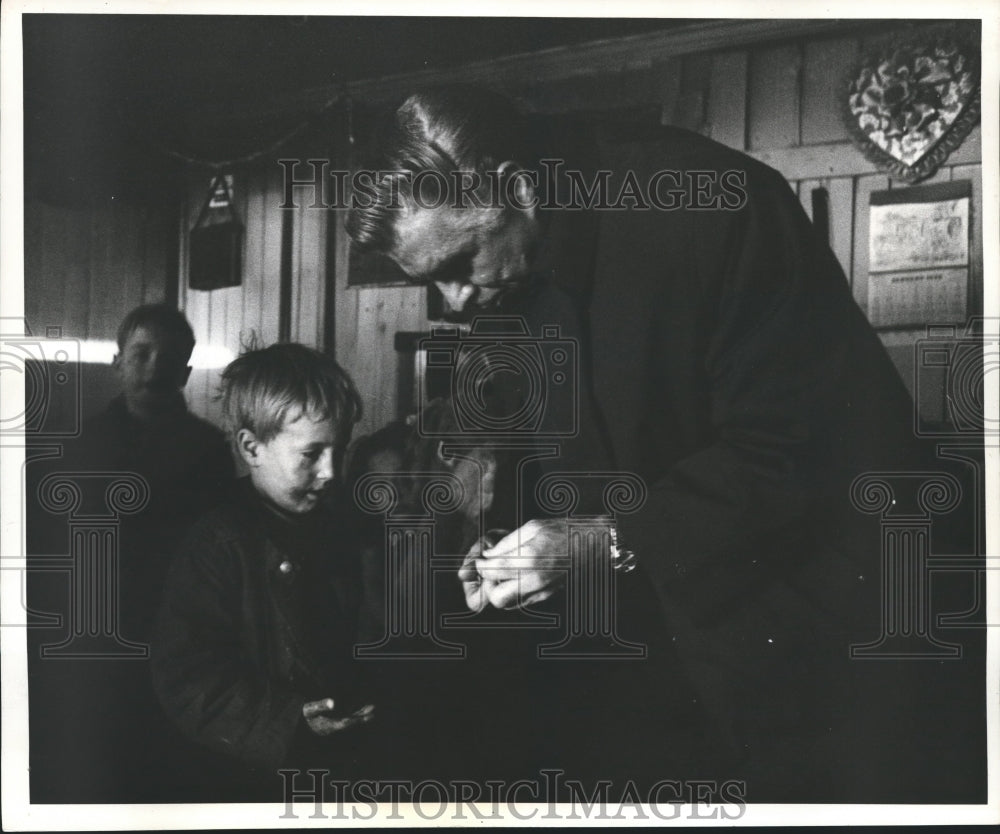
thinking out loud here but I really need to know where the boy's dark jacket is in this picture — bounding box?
[152,478,362,771]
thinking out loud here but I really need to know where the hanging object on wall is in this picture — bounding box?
[844,23,980,183]
[189,172,243,291]
[867,180,971,329]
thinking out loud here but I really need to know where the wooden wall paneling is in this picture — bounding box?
[259,164,284,346]
[205,174,247,425]
[42,208,74,338]
[706,50,748,151]
[800,37,859,145]
[333,131,359,371]
[951,163,983,317]
[24,200,83,335]
[751,123,981,182]
[140,206,169,305]
[889,166,952,190]
[56,206,90,339]
[659,53,712,133]
[36,202,56,333]
[798,178,820,221]
[925,167,955,185]
[352,288,386,436]
[748,43,802,151]
[87,202,127,341]
[244,21,862,125]
[798,177,852,281]
[289,198,302,345]
[284,135,331,349]
[63,206,92,339]
[180,176,213,419]
[313,202,329,350]
[826,177,855,283]
[515,65,655,116]
[293,184,326,349]
[681,52,714,134]
[877,328,925,405]
[851,173,889,313]
[333,233,357,366]
[23,199,43,328]
[652,56,683,128]
[114,203,147,336]
[240,166,266,348]
[341,284,426,438]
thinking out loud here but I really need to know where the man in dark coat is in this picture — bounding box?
[344,86,985,803]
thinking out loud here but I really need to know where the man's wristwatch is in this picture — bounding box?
[608,520,637,573]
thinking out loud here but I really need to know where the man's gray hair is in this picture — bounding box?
[345,85,532,254]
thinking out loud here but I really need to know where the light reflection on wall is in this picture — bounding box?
[76,340,236,370]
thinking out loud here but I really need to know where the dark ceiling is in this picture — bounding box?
[24,15,694,108]
[23,14,696,203]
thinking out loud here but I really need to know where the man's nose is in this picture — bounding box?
[436,281,476,312]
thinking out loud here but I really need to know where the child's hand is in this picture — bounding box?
[302,698,375,736]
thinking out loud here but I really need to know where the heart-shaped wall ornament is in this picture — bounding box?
[844,24,980,183]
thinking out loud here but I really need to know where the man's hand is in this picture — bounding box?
[302,698,375,737]
[458,537,490,613]
[459,518,569,611]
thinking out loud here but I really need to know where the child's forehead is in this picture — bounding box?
[275,405,336,440]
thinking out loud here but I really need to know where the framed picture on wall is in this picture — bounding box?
[867,179,971,329]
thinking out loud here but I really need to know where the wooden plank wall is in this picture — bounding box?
[177,144,329,426]
[26,21,964,436]
[24,197,170,340]
[324,25,983,436]
[22,22,983,438]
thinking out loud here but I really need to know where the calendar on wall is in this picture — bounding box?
[867,180,971,329]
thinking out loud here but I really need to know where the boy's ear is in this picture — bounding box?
[235,428,262,466]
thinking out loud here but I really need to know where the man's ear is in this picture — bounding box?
[497,159,536,218]
[236,428,262,467]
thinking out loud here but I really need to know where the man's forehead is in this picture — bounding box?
[391,206,478,276]
[122,325,187,354]
[123,326,164,348]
